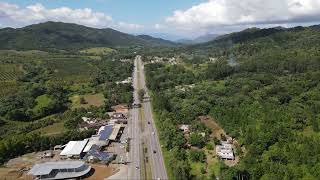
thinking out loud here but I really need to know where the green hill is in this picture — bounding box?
[0,21,175,50]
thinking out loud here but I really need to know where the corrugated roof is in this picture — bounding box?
[109,124,122,140]
[98,125,113,140]
[28,161,85,176]
[60,139,89,156]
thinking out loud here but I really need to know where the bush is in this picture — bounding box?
[189,149,206,162]
[206,143,214,150]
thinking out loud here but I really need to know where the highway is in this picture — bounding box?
[128,55,167,180]
[128,56,141,180]
[137,56,168,180]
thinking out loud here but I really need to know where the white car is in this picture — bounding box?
[152,132,155,135]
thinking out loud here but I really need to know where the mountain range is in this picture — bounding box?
[177,33,221,44]
[0,21,176,50]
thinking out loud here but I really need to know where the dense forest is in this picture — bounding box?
[144,25,320,179]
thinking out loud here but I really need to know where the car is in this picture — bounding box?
[136,166,139,170]
[148,121,151,124]
[153,150,157,153]
[152,132,155,135]
[132,103,142,108]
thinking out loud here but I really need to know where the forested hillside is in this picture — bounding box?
[144,25,320,179]
[0,21,176,51]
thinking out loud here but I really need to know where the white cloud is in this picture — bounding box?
[0,2,143,33]
[165,0,320,35]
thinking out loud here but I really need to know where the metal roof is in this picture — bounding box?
[28,161,85,176]
[98,125,113,140]
[109,124,122,140]
[60,139,89,156]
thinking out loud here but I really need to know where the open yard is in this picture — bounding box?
[71,93,105,109]
[85,164,118,180]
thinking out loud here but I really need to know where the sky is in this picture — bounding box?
[1,0,320,40]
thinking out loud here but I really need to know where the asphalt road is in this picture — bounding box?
[137,56,168,180]
[128,56,141,180]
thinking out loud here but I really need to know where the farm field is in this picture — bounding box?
[80,47,116,56]
[0,64,23,81]
[31,122,65,136]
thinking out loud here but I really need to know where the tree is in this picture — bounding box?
[189,149,206,162]
[189,133,205,148]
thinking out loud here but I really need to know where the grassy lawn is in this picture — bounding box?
[32,122,65,136]
[33,94,52,112]
[70,93,105,109]
[80,47,116,56]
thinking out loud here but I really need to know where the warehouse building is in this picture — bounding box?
[28,161,91,180]
[60,139,89,159]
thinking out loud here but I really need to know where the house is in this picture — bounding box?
[216,141,234,160]
[112,112,127,119]
[60,139,89,159]
[179,124,190,134]
[28,161,91,180]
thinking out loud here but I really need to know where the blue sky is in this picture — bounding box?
[7,0,205,26]
[1,0,320,40]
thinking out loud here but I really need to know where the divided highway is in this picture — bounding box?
[128,55,168,180]
[128,56,141,180]
[137,56,168,180]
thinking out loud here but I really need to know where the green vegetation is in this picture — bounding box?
[0,21,176,51]
[0,45,134,164]
[80,47,116,56]
[145,25,320,179]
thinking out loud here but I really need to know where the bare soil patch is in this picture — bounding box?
[84,164,118,180]
[199,116,226,139]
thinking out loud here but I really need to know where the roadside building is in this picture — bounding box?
[83,136,108,153]
[97,125,114,141]
[60,139,89,159]
[28,161,91,180]
[84,145,115,163]
[109,124,124,141]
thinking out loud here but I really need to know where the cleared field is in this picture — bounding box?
[70,93,105,109]
[32,122,65,136]
[80,47,116,56]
